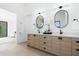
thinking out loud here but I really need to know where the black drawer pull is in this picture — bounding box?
[58,37,62,40]
[76,41,79,43]
[43,42,46,44]
[28,39,30,40]
[33,34,36,37]
[76,49,79,51]
[44,37,46,39]
[43,47,46,49]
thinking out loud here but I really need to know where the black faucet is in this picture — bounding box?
[37,29,40,33]
[60,30,63,34]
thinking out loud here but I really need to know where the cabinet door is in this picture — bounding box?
[72,38,79,56]
[51,37,60,55]
[27,34,35,46]
[60,37,72,56]
[27,34,41,49]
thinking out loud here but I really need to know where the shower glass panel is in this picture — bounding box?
[0,21,8,37]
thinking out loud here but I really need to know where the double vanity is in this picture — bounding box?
[27,34,79,56]
[27,7,79,56]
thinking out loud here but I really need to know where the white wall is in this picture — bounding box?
[0,3,29,43]
[1,3,79,43]
[23,3,79,42]
[8,3,79,43]
[0,8,16,37]
[0,3,32,43]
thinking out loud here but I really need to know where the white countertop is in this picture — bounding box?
[28,33,79,38]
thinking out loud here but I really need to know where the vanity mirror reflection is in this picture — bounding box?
[36,15,44,29]
[35,14,44,33]
[54,10,69,28]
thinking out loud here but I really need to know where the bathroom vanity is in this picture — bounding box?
[27,34,79,56]
[27,8,79,56]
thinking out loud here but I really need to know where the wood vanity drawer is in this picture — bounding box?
[41,38,52,46]
[72,45,79,49]
[40,36,52,46]
[28,34,41,43]
[27,42,36,47]
[41,38,51,42]
[27,39,40,44]
[72,48,79,56]
[28,34,36,41]
[40,35,48,40]
[41,46,52,53]
[72,39,79,56]
[41,41,51,47]
[28,34,37,39]
[27,42,41,49]
[72,38,79,46]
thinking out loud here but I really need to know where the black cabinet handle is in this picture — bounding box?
[43,47,46,49]
[58,37,62,40]
[76,49,79,51]
[43,42,46,44]
[76,41,79,43]
[43,37,46,39]
[33,34,36,37]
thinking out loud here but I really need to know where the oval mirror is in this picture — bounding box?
[36,15,44,29]
[54,10,69,28]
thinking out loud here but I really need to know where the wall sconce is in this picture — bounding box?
[38,12,41,14]
[73,19,78,22]
[59,6,63,9]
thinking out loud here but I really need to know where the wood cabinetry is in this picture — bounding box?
[27,34,41,49]
[51,37,72,56]
[51,37,60,55]
[40,35,52,53]
[72,38,79,56]
[27,34,79,56]
[60,37,72,56]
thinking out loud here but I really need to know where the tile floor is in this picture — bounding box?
[0,37,53,56]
